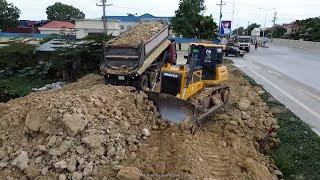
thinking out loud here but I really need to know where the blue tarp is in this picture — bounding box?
[169,37,222,44]
[0,32,49,39]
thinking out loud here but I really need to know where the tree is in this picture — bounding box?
[171,0,217,39]
[46,2,85,22]
[233,26,244,36]
[0,0,20,31]
[245,23,261,35]
[272,25,287,38]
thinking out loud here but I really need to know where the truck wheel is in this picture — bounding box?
[134,75,148,91]
[104,76,113,85]
[148,72,156,88]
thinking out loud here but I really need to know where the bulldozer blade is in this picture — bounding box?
[146,91,196,123]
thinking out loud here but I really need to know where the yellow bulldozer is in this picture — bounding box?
[147,43,230,123]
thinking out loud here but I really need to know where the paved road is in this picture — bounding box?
[230,45,320,135]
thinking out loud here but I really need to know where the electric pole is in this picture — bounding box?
[271,11,277,42]
[217,0,226,35]
[97,0,113,34]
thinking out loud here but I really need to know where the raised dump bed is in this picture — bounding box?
[100,22,176,90]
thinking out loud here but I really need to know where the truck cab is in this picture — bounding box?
[236,36,251,52]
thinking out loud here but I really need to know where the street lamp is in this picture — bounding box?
[259,7,275,37]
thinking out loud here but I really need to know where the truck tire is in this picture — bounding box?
[148,72,156,88]
[134,75,148,90]
[104,76,113,85]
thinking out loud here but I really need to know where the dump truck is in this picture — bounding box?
[236,36,251,52]
[100,23,176,90]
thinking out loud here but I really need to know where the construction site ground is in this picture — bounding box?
[0,60,281,180]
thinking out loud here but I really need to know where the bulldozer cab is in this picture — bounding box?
[187,43,225,81]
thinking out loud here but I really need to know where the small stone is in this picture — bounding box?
[141,128,150,137]
[107,147,116,157]
[72,172,83,180]
[130,152,136,160]
[83,162,94,176]
[117,167,142,180]
[76,145,86,154]
[38,145,47,152]
[25,111,42,132]
[198,158,204,162]
[47,136,57,147]
[229,121,238,126]
[95,147,105,156]
[241,111,250,120]
[152,125,159,130]
[11,151,29,170]
[54,160,68,170]
[82,135,104,149]
[62,113,88,136]
[35,156,43,164]
[59,174,67,180]
[49,140,73,156]
[238,98,251,110]
[0,162,8,169]
[25,163,41,179]
[120,121,130,130]
[68,156,77,172]
[41,167,48,175]
[218,140,227,147]
[128,145,138,152]
[274,170,283,177]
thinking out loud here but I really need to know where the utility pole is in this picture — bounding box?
[271,11,277,42]
[97,0,113,34]
[217,0,226,35]
[246,21,250,35]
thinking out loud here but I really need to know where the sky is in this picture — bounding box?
[7,0,320,29]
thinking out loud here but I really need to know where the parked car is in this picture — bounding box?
[225,45,245,57]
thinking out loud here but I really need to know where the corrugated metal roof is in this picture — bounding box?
[106,13,172,22]
[40,21,75,29]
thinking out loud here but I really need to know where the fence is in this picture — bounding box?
[272,38,320,50]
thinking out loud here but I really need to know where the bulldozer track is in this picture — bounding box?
[189,85,230,113]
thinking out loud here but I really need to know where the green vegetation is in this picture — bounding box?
[171,0,217,39]
[0,0,20,31]
[244,74,320,180]
[297,17,320,42]
[46,2,85,22]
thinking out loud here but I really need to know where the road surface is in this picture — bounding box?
[230,45,320,135]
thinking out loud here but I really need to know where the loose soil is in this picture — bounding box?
[0,65,282,180]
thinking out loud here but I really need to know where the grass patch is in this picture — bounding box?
[0,76,55,100]
[244,74,320,180]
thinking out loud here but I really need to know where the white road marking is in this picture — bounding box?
[246,67,320,122]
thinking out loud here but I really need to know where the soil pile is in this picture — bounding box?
[0,75,161,179]
[0,65,282,180]
[108,22,165,46]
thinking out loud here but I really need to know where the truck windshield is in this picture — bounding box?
[238,38,251,43]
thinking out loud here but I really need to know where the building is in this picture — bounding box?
[107,13,172,33]
[38,21,75,36]
[283,22,302,34]
[75,19,120,39]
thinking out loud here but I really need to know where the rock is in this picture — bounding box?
[95,147,105,156]
[218,140,227,147]
[107,147,116,157]
[130,152,136,160]
[76,145,86,154]
[128,145,138,152]
[155,161,166,174]
[135,94,144,106]
[25,163,41,179]
[11,151,29,170]
[41,167,48,175]
[120,121,130,130]
[68,156,77,172]
[274,170,283,177]
[117,167,142,180]
[82,134,104,149]
[49,140,73,156]
[229,121,238,126]
[198,158,204,162]
[83,162,94,176]
[54,160,68,170]
[72,172,83,180]
[0,162,8,169]
[25,111,42,132]
[38,145,47,152]
[47,136,57,147]
[238,98,251,110]
[141,128,150,137]
[62,113,88,136]
[241,111,250,120]
[35,156,43,164]
[59,174,67,180]
[244,158,274,180]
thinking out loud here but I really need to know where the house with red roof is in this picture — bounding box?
[38,21,75,36]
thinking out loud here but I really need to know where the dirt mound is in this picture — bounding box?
[0,65,281,179]
[0,75,161,179]
[108,22,165,46]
